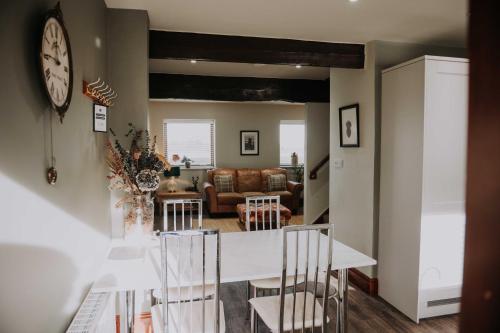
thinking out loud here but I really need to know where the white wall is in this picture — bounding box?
[330,43,377,277]
[0,1,110,331]
[304,103,330,224]
[329,41,466,278]
[149,100,305,188]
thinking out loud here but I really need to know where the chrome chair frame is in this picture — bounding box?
[156,199,207,305]
[250,224,334,333]
[244,195,281,232]
[159,229,222,333]
[163,199,203,231]
[245,195,282,320]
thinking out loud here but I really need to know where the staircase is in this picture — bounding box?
[308,154,330,225]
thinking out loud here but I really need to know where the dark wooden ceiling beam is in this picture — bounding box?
[149,30,364,68]
[149,73,329,103]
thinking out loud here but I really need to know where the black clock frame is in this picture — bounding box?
[39,2,73,123]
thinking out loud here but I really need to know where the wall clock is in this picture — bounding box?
[39,2,73,123]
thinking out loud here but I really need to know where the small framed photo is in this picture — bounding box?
[93,104,107,133]
[339,104,360,147]
[240,130,259,155]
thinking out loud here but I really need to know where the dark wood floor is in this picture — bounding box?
[220,282,458,333]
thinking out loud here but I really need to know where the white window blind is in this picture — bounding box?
[163,119,215,167]
[280,120,305,166]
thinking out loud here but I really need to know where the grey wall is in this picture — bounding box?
[330,40,466,278]
[0,1,110,332]
[107,9,149,134]
[304,103,330,224]
[107,9,150,238]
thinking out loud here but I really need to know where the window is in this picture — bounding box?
[280,120,305,166]
[163,119,215,167]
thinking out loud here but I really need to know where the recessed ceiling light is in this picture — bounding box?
[190,59,197,64]
[295,64,302,69]
[349,0,358,2]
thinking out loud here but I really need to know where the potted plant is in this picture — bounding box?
[106,123,170,239]
[181,156,193,168]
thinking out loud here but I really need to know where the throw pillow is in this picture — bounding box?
[214,174,234,193]
[267,174,287,192]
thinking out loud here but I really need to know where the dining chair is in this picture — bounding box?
[249,224,334,333]
[151,229,225,333]
[163,199,203,231]
[154,199,215,304]
[244,195,281,232]
[245,196,304,320]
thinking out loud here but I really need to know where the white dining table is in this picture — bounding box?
[92,229,376,333]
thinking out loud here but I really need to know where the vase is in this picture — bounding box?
[291,152,298,167]
[123,193,154,240]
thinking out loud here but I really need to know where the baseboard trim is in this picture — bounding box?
[332,268,378,296]
[348,268,378,296]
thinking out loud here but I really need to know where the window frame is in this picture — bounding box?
[279,120,305,167]
[163,119,216,169]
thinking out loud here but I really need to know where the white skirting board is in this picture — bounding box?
[419,285,461,319]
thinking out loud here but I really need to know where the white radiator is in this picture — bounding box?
[66,291,116,333]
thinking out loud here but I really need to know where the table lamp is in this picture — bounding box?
[164,166,181,192]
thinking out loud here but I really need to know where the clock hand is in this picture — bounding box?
[44,53,61,66]
[51,42,63,65]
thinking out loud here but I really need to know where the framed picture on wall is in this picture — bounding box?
[339,104,360,147]
[240,130,259,155]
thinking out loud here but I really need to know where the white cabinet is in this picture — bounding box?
[379,56,468,322]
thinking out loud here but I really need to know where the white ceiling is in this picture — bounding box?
[150,59,330,80]
[105,0,467,47]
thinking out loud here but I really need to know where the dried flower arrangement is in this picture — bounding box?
[106,123,170,231]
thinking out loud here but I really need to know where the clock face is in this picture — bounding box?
[40,15,72,115]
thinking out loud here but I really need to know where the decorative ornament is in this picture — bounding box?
[136,169,160,192]
[291,152,298,167]
[39,2,73,123]
[47,166,58,185]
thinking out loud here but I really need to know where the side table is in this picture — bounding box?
[155,191,203,216]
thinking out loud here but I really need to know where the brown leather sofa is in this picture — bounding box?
[203,168,303,215]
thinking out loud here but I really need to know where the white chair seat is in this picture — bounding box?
[152,284,216,301]
[249,292,329,332]
[249,275,305,289]
[152,300,226,333]
[303,274,350,299]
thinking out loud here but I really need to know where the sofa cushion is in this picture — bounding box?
[267,174,287,192]
[216,192,244,205]
[237,169,262,193]
[214,174,234,193]
[266,191,293,200]
[208,168,238,191]
[241,192,266,198]
[261,168,288,192]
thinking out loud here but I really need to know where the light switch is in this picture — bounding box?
[334,159,344,169]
